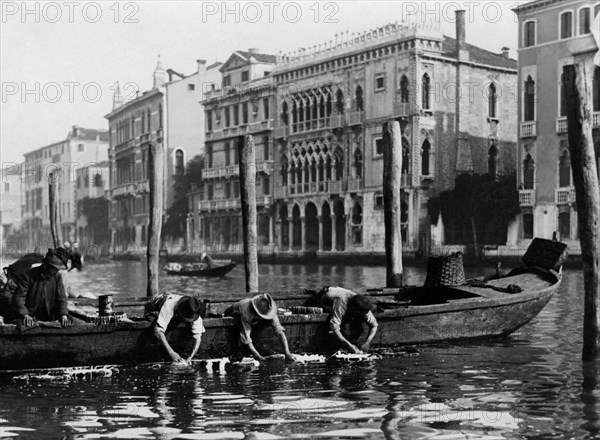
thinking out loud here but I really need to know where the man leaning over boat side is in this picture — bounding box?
[145,293,205,363]
[306,286,378,353]
[9,249,70,328]
[224,293,298,362]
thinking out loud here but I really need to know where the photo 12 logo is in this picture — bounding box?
[201,1,339,24]
[1,81,140,104]
[1,1,140,24]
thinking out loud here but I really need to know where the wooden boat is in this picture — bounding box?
[163,261,237,277]
[0,262,563,372]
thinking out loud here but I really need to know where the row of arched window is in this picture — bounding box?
[113,104,163,145]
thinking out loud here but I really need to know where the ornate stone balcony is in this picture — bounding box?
[555,187,576,204]
[520,121,537,138]
[519,189,536,206]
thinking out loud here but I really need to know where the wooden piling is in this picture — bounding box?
[563,63,600,361]
[237,135,259,293]
[147,142,164,298]
[48,171,62,248]
[382,121,403,287]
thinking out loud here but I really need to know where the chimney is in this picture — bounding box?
[501,46,510,59]
[72,125,80,137]
[197,59,207,74]
[455,10,469,61]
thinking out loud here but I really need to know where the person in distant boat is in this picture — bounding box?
[200,253,214,269]
[10,249,70,328]
[224,293,298,362]
[305,286,378,353]
[145,293,205,363]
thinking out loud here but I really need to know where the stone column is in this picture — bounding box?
[331,214,337,251]
[268,215,273,245]
[288,215,293,251]
[318,215,323,251]
[276,219,282,250]
[300,216,306,252]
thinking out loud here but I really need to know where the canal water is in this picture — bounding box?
[0,263,597,439]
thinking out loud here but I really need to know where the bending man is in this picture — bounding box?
[309,286,378,353]
[146,293,205,363]
[225,293,297,362]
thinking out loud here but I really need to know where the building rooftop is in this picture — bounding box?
[443,36,517,70]
[68,126,109,142]
[235,50,277,64]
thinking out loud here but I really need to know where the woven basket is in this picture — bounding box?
[424,252,466,287]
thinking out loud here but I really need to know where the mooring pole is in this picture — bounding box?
[563,63,600,361]
[48,171,62,249]
[147,141,164,298]
[382,120,403,287]
[238,135,259,293]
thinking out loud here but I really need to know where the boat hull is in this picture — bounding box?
[0,270,560,371]
[164,262,237,277]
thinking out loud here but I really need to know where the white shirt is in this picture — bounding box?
[155,294,205,336]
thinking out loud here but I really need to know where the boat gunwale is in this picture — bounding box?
[0,270,561,336]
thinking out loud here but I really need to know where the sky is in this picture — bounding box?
[0,0,525,166]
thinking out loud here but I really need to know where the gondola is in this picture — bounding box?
[163,261,237,277]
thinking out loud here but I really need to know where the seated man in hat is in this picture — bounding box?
[307,286,378,353]
[10,249,70,328]
[146,293,205,363]
[225,293,298,362]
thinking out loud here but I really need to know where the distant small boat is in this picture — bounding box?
[163,261,237,277]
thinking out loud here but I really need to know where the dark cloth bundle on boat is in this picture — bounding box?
[424,252,466,287]
[522,238,568,271]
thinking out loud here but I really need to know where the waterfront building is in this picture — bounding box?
[106,58,221,252]
[191,49,276,252]
[21,126,109,247]
[0,169,23,250]
[74,161,110,247]
[271,13,518,255]
[513,0,600,251]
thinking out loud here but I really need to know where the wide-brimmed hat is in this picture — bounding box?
[251,293,277,320]
[176,296,202,322]
[43,249,67,270]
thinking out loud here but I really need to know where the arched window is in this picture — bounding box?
[593,67,600,112]
[224,142,230,166]
[289,161,295,185]
[488,83,497,118]
[354,148,363,179]
[488,141,498,178]
[130,116,135,138]
[206,144,213,168]
[421,139,431,176]
[147,108,152,132]
[422,74,430,110]
[158,104,163,129]
[175,149,184,176]
[560,73,567,117]
[355,86,364,111]
[400,75,409,103]
[141,111,145,134]
[310,159,317,182]
[523,154,535,190]
[336,89,344,114]
[402,137,411,175]
[559,11,573,39]
[524,76,535,121]
[334,147,344,180]
[326,155,332,181]
[326,94,332,116]
[351,203,362,225]
[279,156,288,186]
[281,101,289,125]
[579,7,591,34]
[559,149,571,187]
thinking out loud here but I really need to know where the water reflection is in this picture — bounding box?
[2,268,600,439]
